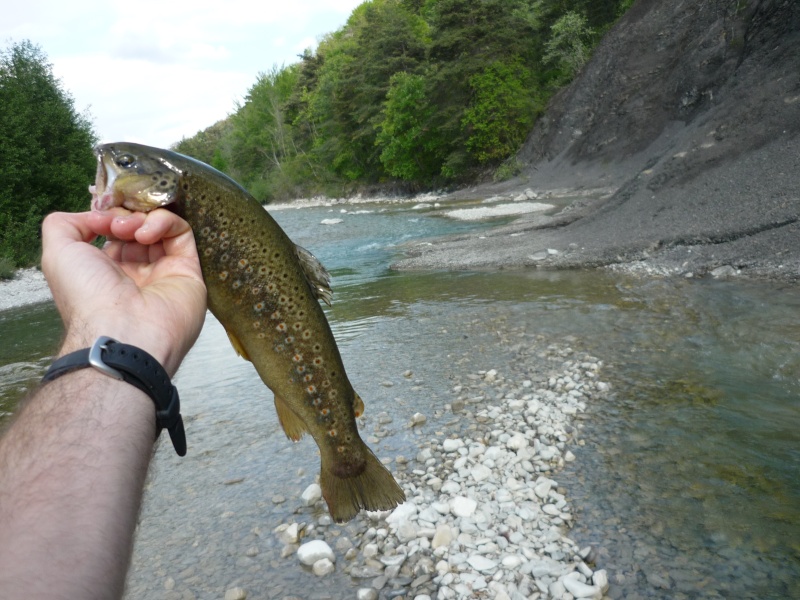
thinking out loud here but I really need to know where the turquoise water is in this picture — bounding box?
[0,200,798,598]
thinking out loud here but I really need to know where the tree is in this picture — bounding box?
[462,59,539,164]
[376,71,441,181]
[543,11,595,80]
[423,0,541,177]
[0,40,96,267]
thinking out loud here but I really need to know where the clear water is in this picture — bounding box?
[0,200,797,598]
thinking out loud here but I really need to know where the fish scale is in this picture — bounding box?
[90,142,405,522]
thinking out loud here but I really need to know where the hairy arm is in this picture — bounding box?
[0,209,206,599]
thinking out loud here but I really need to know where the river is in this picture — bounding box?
[0,199,797,599]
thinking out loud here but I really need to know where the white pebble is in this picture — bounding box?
[411,412,427,426]
[312,558,335,576]
[470,464,492,482]
[451,496,477,518]
[297,540,334,565]
[432,524,454,549]
[467,555,498,572]
[562,575,602,599]
[301,483,322,506]
[224,588,247,600]
[442,438,464,452]
[357,589,379,600]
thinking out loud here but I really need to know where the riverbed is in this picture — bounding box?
[0,199,797,599]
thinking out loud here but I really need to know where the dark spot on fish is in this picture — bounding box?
[182,183,189,191]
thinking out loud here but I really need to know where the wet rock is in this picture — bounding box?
[224,588,247,600]
[300,483,321,506]
[297,540,334,566]
[312,558,335,576]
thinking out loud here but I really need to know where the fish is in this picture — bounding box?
[90,142,405,522]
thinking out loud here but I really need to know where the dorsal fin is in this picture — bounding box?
[295,244,333,306]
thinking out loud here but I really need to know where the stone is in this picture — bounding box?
[484,369,498,382]
[534,479,553,499]
[711,265,738,279]
[467,555,498,572]
[356,589,379,600]
[297,540,334,565]
[593,569,610,593]
[312,558,335,576]
[442,439,464,452]
[451,496,477,518]
[564,450,576,462]
[506,434,528,450]
[277,522,300,545]
[301,483,322,506]
[224,588,247,600]
[396,522,418,543]
[470,464,492,482]
[502,555,523,568]
[562,575,602,599]
[432,524,454,549]
[363,543,379,558]
[410,412,427,426]
[387,501,418,524]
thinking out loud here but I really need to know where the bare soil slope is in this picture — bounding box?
[396,0,800,280]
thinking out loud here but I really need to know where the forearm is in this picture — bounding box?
[0,366,157,598]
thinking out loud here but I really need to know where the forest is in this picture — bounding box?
[0,0,631,269]
[175,0,632,201]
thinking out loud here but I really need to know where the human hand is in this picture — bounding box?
[41,209,207,376]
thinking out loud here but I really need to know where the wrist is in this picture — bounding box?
[60,320,180,376]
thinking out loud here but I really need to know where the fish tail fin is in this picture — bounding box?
[319,445,406,523]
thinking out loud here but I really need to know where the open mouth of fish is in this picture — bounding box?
[89,149,117,211]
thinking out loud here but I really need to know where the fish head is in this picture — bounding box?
[91,142,182,212]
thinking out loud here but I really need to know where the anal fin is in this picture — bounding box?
[353,392,365,418]
[274,394,308,441]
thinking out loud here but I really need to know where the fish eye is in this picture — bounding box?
[116,154,136,169]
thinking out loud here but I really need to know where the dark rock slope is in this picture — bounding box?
[396,0,800,280]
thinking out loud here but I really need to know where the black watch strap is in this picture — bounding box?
[41,336,187,456]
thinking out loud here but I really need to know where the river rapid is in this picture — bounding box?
[0,198,797,599]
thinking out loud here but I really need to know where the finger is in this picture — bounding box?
[41,212,97,276]
[86,208,140,239]
[134,209,192,246]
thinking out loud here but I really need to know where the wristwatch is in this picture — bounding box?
[41,336,187,456]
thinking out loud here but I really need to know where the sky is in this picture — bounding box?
[2,0,366,148]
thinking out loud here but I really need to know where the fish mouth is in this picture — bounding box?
[89,148,119,211]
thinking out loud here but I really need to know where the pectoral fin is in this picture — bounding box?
[274,394,308,441]
[225,328,251,362]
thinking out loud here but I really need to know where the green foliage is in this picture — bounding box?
[0,40,96,267]
[0,256,15,280]
[543,11,595,81]
[493,158,525,182]
[462,60,540,164]
[176,0,633,196]
[376,72,441,181]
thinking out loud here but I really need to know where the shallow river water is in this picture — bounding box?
[0,200,797,599]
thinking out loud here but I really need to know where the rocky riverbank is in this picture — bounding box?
[266,342,612,600]
[0,268,51,311]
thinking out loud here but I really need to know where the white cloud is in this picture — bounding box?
[3,0,366,148]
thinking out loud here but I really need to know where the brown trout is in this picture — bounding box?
[90,142,404,522]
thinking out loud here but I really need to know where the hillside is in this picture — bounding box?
[395,0,800,281]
